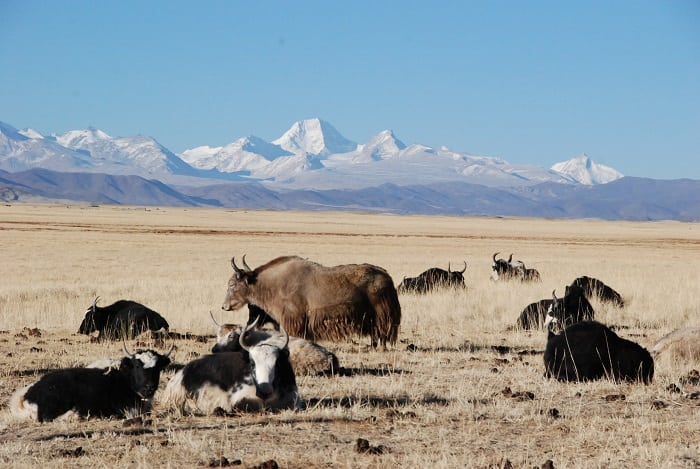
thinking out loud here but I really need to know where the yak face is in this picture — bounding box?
[78,307,108,335]
[211,323,243,353]
[248,344,284,398]
[120,349,172,399]
[222,257,257,311]
[491,252,517,280]
[547,285,594,327]
[239,319,290,400]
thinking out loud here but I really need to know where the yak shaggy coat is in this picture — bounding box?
[222,256,401,347]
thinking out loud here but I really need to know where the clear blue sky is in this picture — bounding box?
[1,1,698,179]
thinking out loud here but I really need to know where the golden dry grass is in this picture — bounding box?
[0,203,699,468]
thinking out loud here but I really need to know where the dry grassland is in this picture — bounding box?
[0,203,699,468]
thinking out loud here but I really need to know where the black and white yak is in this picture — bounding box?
[543,317,654,383]
[10,344,173,422]
[515,285,594,330]
[161,319,299,414]
[546,285,595,328]
[78,296,169,341]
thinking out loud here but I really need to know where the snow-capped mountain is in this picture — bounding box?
[1,118,623,190]
[177,119,581,188]
[53,127,198,178]
[5,117,695,221]
[0,121,94,172]
[551,154,623,185]
[272,118,358,156]
[180,135,291,173]
[17,128,44,140]
[356,130,407,162]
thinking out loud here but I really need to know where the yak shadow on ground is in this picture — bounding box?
[336,365,410,377]
[405,341,542,356]
[28,411,417,442]
[304,394,450,410]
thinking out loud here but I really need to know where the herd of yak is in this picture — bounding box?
[8,253,699,422]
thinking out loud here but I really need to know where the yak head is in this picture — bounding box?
[547,286,585,325]
[238,317,290,399]
[209,311,243,353]
[491,252,514,279]
[120,342,173,399]
[78,297,109,335]
[446,261,467,287]
[222,256,257,311]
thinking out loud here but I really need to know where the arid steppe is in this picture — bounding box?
[0,204,699,468]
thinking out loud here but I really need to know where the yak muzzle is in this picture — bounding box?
[256,382,273,399]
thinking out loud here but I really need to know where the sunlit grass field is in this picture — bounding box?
[0,203,698,468]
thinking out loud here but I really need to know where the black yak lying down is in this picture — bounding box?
[10,344,172,422]
[78,297,169,341]
[570,276,625,308]
[544,319,654,383]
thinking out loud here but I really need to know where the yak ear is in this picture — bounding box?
[243,271,257,285]
[119,356,133,371]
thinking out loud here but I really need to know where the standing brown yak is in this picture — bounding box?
[222,256,401,349]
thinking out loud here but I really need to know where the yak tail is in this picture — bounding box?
[373,286,402,347]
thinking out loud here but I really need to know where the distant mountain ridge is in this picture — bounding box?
[1,167,698,221]
[0,118,618,188]
[3,117,696,221]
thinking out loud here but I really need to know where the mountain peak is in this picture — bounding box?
[551,153,623,185]
[55,128,112,148]
[17,128,44,139]
[354,129,407,162]
[0,121,28,141]
[272,118,357,156]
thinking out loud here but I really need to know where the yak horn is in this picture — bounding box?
[209,310,221,327]
[457,261,467,274]
[231,257,244,273]
[239,315,261,351]
[551,290,558,301]
[507,253,513,263]
[122,341,134,359]
[92,296,101,312]
[241,255,252,272]
[278,307,288,349]
[279,323,289,350]
[492,252,499,262]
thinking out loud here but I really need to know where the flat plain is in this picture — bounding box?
[0,204,699,468]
